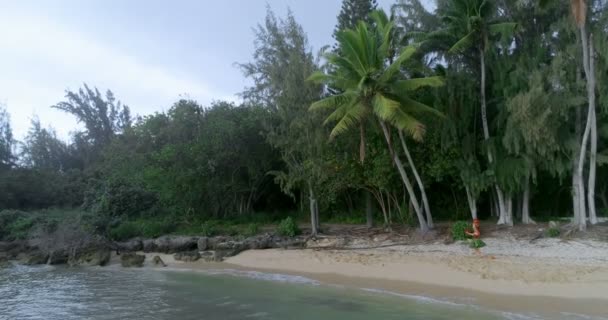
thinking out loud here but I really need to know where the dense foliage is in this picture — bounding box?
[1,0,607,241]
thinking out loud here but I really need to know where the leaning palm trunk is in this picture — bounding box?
[479,47,510,225]
[398,130,433,228]
[379,121,428,232]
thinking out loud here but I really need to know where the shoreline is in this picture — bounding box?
[119,236,608,318]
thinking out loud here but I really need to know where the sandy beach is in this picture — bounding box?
[123,236,608,317]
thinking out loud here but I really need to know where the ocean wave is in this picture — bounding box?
[360,287,470,308]
[159,267,321,285]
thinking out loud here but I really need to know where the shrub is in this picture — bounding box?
[109,221,140,241]
[547,228,560,238]
[244,223,260,237]
[201,221,219,237]
[451,221,469,241]
[469,239,486,249]
[276,217,299,237]
[139,220,174,238]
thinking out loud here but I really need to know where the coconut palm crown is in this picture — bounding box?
[308,9,443,142]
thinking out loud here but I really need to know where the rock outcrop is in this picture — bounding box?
[0,256,12,268]
[68,248,111,267]
[115,239,143,252]
[143,236,198,253]
[174,251,200,262]
[152,255,166,267]
[121,253,145,267]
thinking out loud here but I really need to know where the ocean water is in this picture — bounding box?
[0,264,600,320]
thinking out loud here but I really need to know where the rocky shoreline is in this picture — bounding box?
[0,233,308,269]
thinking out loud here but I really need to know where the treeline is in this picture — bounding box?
[1,0,607,240]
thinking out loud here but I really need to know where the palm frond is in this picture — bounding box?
[372,94,401,122]
[394,76,445,92]
[378,45,417,83]
[448,31,476,53]
[309,92,357,111]
[488,22,518,40]
[329,102,367,139]
[391,108,426,141]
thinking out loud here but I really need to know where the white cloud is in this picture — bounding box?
[0,12,237,140]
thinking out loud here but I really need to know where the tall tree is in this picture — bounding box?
[333,0,379,228]
[309,10,443,232]
[434,0,517,225]
[52,84,132,150]
[0,104,13,170]
[333,0,378,40]
[21,118,69,171]
[240,8,327,236]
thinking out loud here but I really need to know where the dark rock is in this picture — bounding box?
[207,236,227,250]
[197,237,208,251]
[146,236,198,253]
[69,249,111,267]
[0,241,28,259]
[121,253,145,267]
[48,250,69,265]
[152,255,166,267]
[18,251,49,265]
[115,239,143,252]
[199,251,216,262]
[174,251,200,262]
[0,256,12,268]
[142,239,156,252]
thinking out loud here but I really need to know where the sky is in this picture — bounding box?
[0,0,431,140]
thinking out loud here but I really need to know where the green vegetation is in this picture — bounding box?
[0,0,607,243]
[451,221,470,241]
[547,228,561,238]
[469,239,486,249]
[276,217,300,237]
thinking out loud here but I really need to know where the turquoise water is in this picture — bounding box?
[0,265,599,319]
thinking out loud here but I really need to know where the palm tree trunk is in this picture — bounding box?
[465,185,478,220]
[398,130,433,228]
[586,34,598,226]
[379,120,428,232]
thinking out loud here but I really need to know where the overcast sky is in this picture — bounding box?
[0,0,433,140]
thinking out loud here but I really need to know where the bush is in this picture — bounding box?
[547,228,560,238]
[451,221,469,241]
[244,223,260,237]
[201,221,219,237]
[109,219,176,241]
[109,221,140,241]
[276,217,299,237]
[139,220,174,238]
[469,239,486,249]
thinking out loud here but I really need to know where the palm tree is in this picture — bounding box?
[308,10,443,232]
[433,0,516,225]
